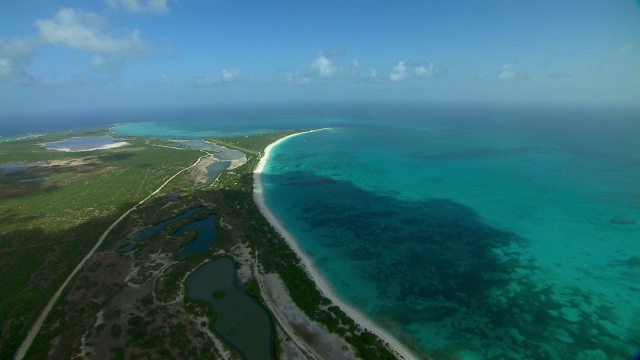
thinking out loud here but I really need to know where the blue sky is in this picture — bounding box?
[0,0,638,114]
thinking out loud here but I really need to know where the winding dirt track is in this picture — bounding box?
[252,251,321,360]
[13,154,210,360]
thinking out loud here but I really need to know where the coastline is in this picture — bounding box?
[253,129,416,360]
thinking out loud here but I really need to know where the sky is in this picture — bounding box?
[0,0,638,115]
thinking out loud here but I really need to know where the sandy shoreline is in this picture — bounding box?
[253,129,416,360]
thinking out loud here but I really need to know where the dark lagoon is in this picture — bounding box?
[136,208,202,241]
[175,215,217,258]
[185,258,275,360]
[118,208,202,253]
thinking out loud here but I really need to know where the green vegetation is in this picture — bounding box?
[208,129,303,157]
[109,346,125,360]
[245,279,261,299]
[0,130,202,359]
[1,128,398,360]
[207,138,260,156]
[110,324,122,339]
[208,131,397,359]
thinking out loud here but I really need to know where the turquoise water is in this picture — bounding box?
[261,114,639,359]
[111,108,352,139]
[107,105,639,359]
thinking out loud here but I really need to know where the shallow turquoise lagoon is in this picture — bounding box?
[115,106,639,359]
[261,117,639,359]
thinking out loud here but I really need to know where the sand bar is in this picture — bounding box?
[41,135,130,152]
[41,141,130,152]
[253,129,416,360]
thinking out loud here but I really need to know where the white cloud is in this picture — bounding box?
[286,53,369,84]
[290,55,447,86]
[498,64,518,81]
[1,7,150,86]
[364,61,447,83]
[414,63,432,78]
[193,67,242,87]
[414,63,436,78]
[0,37,38,84]
[221,67,240,83]
[282,71,311,85]
[35,8,146,55]
[415,62,448,80]
[365,68,384,83]
[106,0,169,14]
[389,61,407,81]
[310,55,337,78]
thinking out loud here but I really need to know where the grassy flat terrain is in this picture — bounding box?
[0,130,203,359]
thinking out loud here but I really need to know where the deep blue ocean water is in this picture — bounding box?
[2,104,638,359]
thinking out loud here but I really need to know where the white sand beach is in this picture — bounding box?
[253,129,416,360]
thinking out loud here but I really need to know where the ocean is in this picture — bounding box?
[2,104,638,359]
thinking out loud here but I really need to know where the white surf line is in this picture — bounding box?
[13,153,210,360]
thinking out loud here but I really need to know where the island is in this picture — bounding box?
[0,128,411,359]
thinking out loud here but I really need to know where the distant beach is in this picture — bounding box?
[253,128,416,360]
